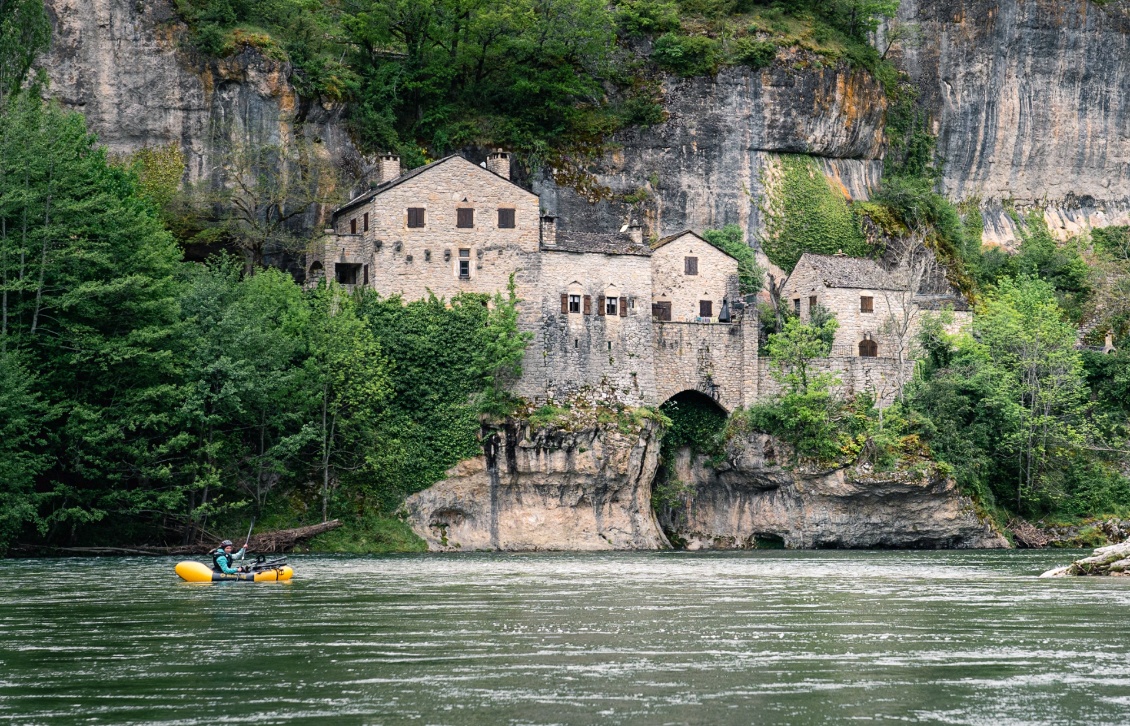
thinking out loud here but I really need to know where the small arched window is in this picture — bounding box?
[859,339,878,357]
[309,261,324,278]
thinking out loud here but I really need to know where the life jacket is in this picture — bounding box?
[212,548,234,572]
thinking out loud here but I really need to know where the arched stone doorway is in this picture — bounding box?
[653,390,729,545]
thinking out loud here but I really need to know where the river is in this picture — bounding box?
[2,551,1129,725]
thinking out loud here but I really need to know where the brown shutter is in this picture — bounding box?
[583,295,592,315]
[619,297,628,317]
[561,294,568,314]
[699,300,713,318]
[363,212,369,232]
[350,218,357,234]
[597,295,605,316]
[685,256,698,275]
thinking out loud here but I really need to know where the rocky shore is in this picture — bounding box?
[1040,540,1130,578]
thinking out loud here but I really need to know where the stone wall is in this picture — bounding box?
[321,156,541,302]
[653,313,759,412]
[756,357,914,407]
[520,249,657,405]
[651,232,740,322]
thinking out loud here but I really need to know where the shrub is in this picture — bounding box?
[652,33,722,77]
[731,38,777,69]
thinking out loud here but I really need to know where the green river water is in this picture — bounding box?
[2,550,1129,725]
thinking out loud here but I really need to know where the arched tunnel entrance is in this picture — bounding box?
[653,390,729,546]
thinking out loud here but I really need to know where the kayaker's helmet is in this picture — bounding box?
[221,540,233,549]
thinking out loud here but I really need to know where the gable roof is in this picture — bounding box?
[652,230,741,263]
[331,154,536,220]
[791,253,900,290]
[548,229,652,256]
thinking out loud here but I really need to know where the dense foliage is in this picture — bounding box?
[702,223,764,295]
[0,98,530,553]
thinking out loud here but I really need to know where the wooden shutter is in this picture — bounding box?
[561,294,568,314]
[619,297,628,317]
[583,295,592,315]
[498,208,515,228]
[350,218,357,234]
[699,300,713,318]
[597,295,606,316]
[457,208,474,228]
[654,301,671,321]
[685,256,698,275]
[407,208,425,228]
[363,212,369,232]
[809,295,817,309]
[860,296,874,313]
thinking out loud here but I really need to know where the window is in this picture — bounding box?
[568,295,581,313]
[859,339,878,357]
[861,296,874,313]
[699,300,713,318]
[606,296,618,316]
[498,208,515,228]
[652,301,672,321]
[407,208,425,228]
[794,298,801,314]
[350,218,357,234]
[335,263,361,285]
[457,208,474,228]
[685,256,698,275]
[363,212,369,232]
[458,249,471,279]
[363,264,369,285]
[809,295,817,310]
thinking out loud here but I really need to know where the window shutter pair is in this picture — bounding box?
[457,208,474,228]
[407,208,425,228]
[700,300,713,318]
[498,208,515,228]
[860,296,874,313]
[685,257,698,275]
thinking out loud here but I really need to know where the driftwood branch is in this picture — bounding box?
[12,520,342,557]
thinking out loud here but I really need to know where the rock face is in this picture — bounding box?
[403,421,669,551]
[896,0,1130,245]
[533,60,887,243]
[39,0,362,232]
[665,434,1008,549]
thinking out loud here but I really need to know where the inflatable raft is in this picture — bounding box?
[175,560,294,583]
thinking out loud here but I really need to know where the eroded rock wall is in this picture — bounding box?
[403,421,669,551]
[896,0,1130,245]
[666,434,1008,549]
[534,60,887,244]
[39,0,363,231]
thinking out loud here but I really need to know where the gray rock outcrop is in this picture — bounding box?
[403,420,670,551]
[1040,539,1130,577]
[534,59,887,244]
[664,434,1008,549]
[896,0,1130,246]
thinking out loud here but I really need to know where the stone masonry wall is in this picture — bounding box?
[323,156,541,302]
[756,357,915,407]
[520,250,657,405]
[653,312,759,412]
[651,233,740,322]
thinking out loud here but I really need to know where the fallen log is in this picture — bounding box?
[12,520,342,557]
[1040,539,1130,577]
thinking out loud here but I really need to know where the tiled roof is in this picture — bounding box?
[794,253,900,290]
[547,230,652,256]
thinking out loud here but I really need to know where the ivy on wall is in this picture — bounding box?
[759,154,871,272]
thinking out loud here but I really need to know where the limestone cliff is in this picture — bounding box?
[534,58,887,245]
[895,0,1130,246]
[38,0,363,232]
[403,420,670,551]
[664,433,1008,549]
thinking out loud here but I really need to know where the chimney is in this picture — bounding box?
[1103,331,1116,354]
[627,221,643,245]
[378,153,401,184]
[540,214,557,246]
[486,149,511,180]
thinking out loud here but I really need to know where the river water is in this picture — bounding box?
[2,551,1129,725]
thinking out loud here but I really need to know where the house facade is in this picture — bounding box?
[315,154,965,410]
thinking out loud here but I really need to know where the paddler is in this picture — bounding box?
[211,539,249,574]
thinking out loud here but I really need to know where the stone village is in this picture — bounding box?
[310,152,971,412]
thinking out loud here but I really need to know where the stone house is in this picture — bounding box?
[317,154,967,411]
[781,252,971,360]
[651,231,741,322]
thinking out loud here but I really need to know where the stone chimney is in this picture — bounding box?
[627,221,643,245]
[1103,331,1117,354]
[540,214,557,245]
[378,153,401,184]
[486,149,511,180]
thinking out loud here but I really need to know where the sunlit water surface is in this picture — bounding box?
[2,551,1129,725]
